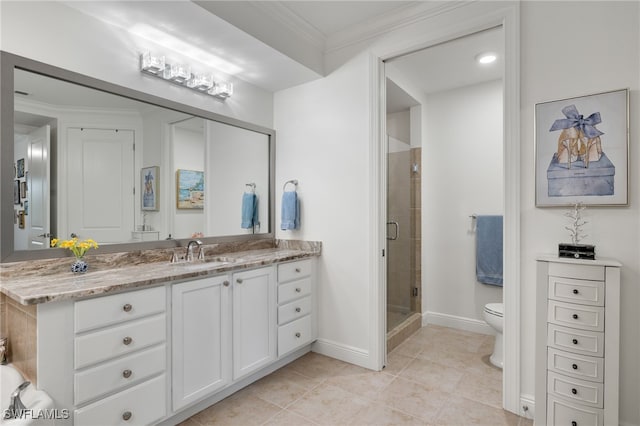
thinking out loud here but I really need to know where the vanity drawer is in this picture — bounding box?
[548,348,604,383]
[75,314,166,369]
[74,374,166,426]
[548,300,605,332]
[548,276,605,306]
[278,259,312,283]
[547,396,603,426]
[75,344,166,406]
[278,296,311,325]
[547,324,604,357]
[278,315,312,357]
[75,286,166,333]
[548,371,604,408]
[278,277,311,304]
[548,263,604,281]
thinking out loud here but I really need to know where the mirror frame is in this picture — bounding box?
[1,51,275,263]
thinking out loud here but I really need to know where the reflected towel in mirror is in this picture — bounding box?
[241,192,258,228]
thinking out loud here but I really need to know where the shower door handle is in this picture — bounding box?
[387,221,399,240]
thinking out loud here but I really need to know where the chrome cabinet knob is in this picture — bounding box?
[122,369,132,378]
[295,307,301,313]
[122,411,132,421]
[123,304,132,312]
[123,336,133,345]
[572,364,578,370]
[572,314,579,319]
[572,289,579,295]
[295,268,301,273]
[295,332,301,338]
[223,280,230,287]
[572,338,578,345]
[571,388,578,395]
[236,278,243,284]
[295,287,301,293]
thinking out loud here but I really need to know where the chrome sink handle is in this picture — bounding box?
[5,381,30,419]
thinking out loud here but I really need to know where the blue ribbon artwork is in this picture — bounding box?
[549,104,604,139]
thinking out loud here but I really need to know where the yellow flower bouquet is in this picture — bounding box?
[51,237,98,273]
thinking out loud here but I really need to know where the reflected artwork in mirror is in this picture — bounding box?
[1,52,274,261]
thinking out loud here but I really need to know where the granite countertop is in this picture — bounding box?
[0,240,321,305]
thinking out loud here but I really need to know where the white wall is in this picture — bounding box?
[520,3,639,424]
[386,111,410,145]
[172,125,205,239]
[423,80,503,326]
[274,53,374,367]
[0,1,273,128]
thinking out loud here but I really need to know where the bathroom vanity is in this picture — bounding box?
[535,256,620,426]
[0,243,319,425]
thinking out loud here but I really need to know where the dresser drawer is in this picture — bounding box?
[547,324,604,357]
[75,286,166,333]
[278,315,312,357]
[547,371,604,408]
[278,296,312,325]
[278,277,311,304]
[75,314,166,369]
[548,348,604,383]
[75,344,166,406]
[278,259,312,283]
[547,396,603,426]
[548,300,605,332]
[548,276,605,307]
[548,263,604,281]
[74,374,166,426]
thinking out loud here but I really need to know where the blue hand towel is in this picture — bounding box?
[241,192,258,229]
[281,191,299,230]
[476,215,503,286]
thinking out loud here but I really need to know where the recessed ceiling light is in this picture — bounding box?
[476,52,497,65]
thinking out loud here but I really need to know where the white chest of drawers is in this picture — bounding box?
[535,256,620,426]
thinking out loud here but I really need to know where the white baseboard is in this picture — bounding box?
[312,338,371,369]
[423,311,494,336]
[519,394,535,419]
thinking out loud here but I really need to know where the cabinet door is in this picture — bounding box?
[172,275,231,410]
[232,267,277,380]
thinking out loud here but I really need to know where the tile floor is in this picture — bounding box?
[180,325,534,426]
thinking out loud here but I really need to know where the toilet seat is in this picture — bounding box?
[484,302,503,317]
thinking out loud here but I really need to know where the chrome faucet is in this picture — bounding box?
[6,381,30,419]
[186,240,203,262]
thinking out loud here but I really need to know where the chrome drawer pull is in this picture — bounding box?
[122,411,132,421]
[572,314,579,319]
[572,363,578,370]
[123,336,133,345]
[123,304,132,312]
[572,289,579,295]
[236,278,243,284]
[295,268,301,273]
[571,388,578,395]
[572,339,578,345]
[295,288,301,293]
[122,369,132,379]
[572,422,577,426]
[295,307,301,313]
[223,280,230,287]
[295,332,301,338]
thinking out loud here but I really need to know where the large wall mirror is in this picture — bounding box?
[1,52,274,262]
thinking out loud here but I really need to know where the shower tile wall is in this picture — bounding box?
[0,293,6,337]
[4,295,37,384]
[410,147,422,314]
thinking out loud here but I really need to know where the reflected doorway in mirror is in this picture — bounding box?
[141,166,160,211]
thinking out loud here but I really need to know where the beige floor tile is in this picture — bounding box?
[264,409,318,426]
[375,376,451,423]
[434,396,520,426]
[455,370,503,409]
[391,335,425,358]
[383,351,414,376]
[325,366,395,400]
[177,418,202,426]
[269,365,325,390]
[287,352,350,380]
[246,371,310,408]
[192,390,281,426]
[288,382,369,425]
[399,358,463,393]
[349,401,428,425]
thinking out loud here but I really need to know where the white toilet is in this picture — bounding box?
[483,302,503,368]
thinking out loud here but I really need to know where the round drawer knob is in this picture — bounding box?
[572,364,578,370]
[223,280,230,287]
[572,422,577,426]
[295,332,301,338]
[572,314,579,320]
[571,388,578,395]
[295,288,302,293]
[572,289,579,295]
[123,336,133,345]
[123,303,132,312]
[236,278,243,284]
[295,268,301,273]
[295,307,301,313]
[122,411,132,421]
[122,369,132,379]
[572,339,578,345]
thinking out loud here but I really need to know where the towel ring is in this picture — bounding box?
[245,183,256,193]
[283,179,298,192]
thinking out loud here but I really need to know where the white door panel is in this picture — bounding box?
[28,125,51,250]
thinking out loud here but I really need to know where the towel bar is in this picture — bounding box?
[283,179,298,191]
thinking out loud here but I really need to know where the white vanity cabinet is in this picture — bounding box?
[536,257,620,426]
[172,275,231,410]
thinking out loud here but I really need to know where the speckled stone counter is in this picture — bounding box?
[0,239,321,305]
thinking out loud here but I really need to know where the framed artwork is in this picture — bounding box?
[535,89,629,206]
[176,169,204,209]
[141,166,159,211]
[16,158,25,178]
[13,180,20,205]
[20,181,27,199]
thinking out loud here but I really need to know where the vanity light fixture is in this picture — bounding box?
[475,52,497,65]
[140,52,233,100]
